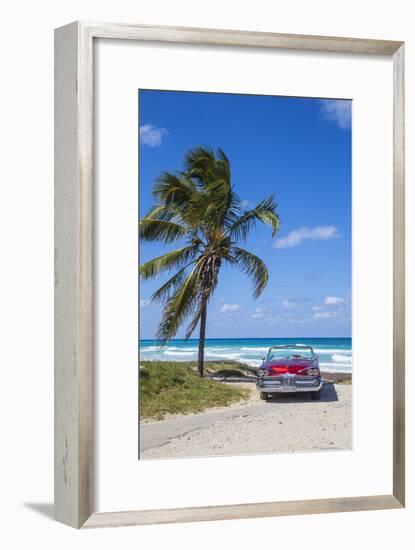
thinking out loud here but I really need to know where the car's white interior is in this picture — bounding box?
[267,348,314,361]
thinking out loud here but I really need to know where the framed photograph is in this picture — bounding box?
[55,22,405,528]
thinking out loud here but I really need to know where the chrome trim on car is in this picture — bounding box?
[256,375,322,393]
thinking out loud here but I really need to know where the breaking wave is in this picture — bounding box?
[332,354,352,363]
[163,350,195,356]
[140,338,352,373]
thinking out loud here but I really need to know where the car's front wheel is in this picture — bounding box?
[260,391,268,401]
[310,389,322,400]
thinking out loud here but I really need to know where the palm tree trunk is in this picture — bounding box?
[197,304,207,377]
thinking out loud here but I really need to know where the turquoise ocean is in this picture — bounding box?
[140,337,352,373]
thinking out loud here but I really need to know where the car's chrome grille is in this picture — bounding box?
[295,378,315,387]
[282,376,295,387]
[258,375,320,390]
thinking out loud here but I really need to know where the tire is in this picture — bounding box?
[310,389,322,400]
[260,391,268,401]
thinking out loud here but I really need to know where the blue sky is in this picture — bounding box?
[139,90,351,339]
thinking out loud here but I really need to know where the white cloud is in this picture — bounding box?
[274,225,339,249]
[251,307,264,319]
[324,296,345,305]
[220,303,241,313]
[320,100,352,130]
[241,199,253,209]
[310,296,348,321]
[314,310,339,319]
[140,123,168,147]
[281,300,296,309]
[140,299,151,307]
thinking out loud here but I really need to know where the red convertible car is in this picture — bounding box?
[256,344,322,400]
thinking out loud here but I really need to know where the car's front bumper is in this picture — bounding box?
[256,375,322,393]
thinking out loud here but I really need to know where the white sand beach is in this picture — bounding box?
[140,382,351,459]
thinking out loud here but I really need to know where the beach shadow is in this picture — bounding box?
[24,502,54,520]
[266,382,338,403]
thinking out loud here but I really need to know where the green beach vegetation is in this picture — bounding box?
[140,361,250,420]
[139,360,352,420]
[139,147,280,377]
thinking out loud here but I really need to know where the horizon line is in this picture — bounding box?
[140,336,352,341]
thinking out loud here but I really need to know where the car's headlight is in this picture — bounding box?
[307,368,320,376]
[257,368,267,377]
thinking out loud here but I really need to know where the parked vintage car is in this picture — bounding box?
[256,344,322,400]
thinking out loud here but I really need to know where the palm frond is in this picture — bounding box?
[183,253,222,339]
[215,149,231,191]
[152,172,195,207]
[156,261,202,342]
[184,146,217,185]
[220,187,242,228]
[217,147,230,168]
[184,303,204,340]
[139,219,188,244]
[150,261,197,303]
[143,204,183,223]
[231,247,269,298]
[140,246,199,281]
[184,292,212,340]
[186,147,237,229]
[227,196,280,242]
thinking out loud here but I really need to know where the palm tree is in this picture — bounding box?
[140,147,280,377]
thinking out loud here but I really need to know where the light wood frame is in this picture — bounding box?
[54,21,405,529]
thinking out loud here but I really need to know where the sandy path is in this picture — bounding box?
[140,383,351,459]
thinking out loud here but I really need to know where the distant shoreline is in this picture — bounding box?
[140,338,352,374]
[140,337,352,342]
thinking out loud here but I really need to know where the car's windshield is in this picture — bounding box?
[267,347,314,361]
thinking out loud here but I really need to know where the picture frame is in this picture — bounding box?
[54,21,405,529]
